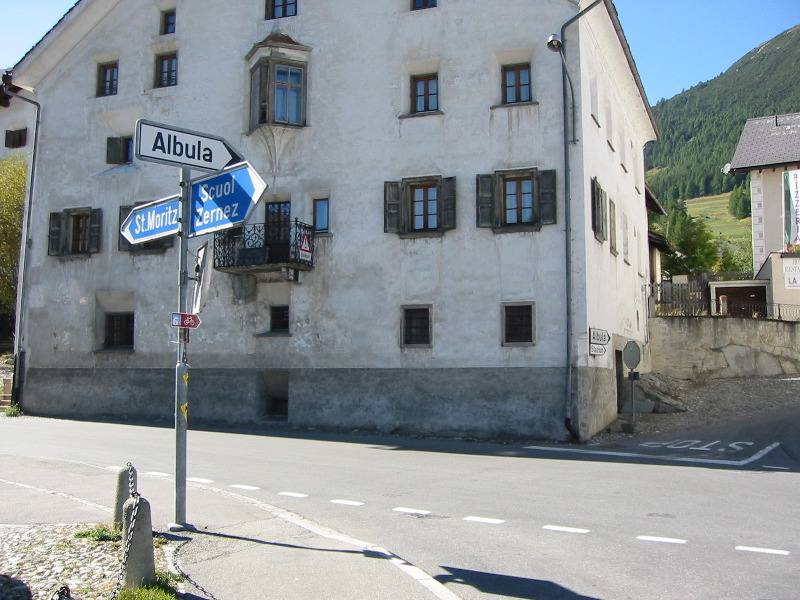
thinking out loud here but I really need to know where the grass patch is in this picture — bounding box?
[116,571,180,600]
[3,404,23,417]
[75,523,121,542]
[686,192,752,248]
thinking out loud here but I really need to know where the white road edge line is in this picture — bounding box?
[0,478,112,514]
[543,525,590,534]
[763,465,790,470]
[524,442,781,466]
[192,484,463,600]
[279,492,309,498]
[735,546,790,556]
[331,499,364,506]
[637,536,687,544]
[464,516,505,525]
[393,507,432,515]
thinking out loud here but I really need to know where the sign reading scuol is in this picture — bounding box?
[784,169,800,251]
[784,257,800,289]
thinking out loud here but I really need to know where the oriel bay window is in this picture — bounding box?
[476,169,556,232]
[250,60,307,128]
[384,176,456,236]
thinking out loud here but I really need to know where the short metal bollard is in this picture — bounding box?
[122,495,156,589]
[114,464,137,529]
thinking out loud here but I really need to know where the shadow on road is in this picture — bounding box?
[436,566,603,600]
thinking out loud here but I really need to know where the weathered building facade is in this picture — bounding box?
[2,0,656,440]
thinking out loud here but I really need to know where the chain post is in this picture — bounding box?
[110,463,141,600]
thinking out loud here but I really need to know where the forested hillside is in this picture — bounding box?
[646,25,800,203]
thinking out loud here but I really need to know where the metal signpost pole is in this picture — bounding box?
[174,166,190,529]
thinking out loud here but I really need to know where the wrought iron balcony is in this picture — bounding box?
[213,219,315,274]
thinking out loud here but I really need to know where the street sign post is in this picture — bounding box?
[189,162,267,237]
[135,119,244,172]
[120,195,181,244]
[170,312,202,329]
[589,327,610,356]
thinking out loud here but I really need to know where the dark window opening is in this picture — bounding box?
[271,305,290,333]
[105,313,134,349]
[267,0,297,19]
[161,10,176,34]
[106,136,133,164]
[412,0,437,9]
[403,307,431,346]
[4,128,27,149]
[155,53,178,88]
[97,62,118,97]
[48,208,102,256]
[504,304,534,344]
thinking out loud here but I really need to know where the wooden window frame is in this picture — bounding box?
[270,305,290,333]
[476,169,556,233]
[155,53,178,88]
[49,208,102,257]
[97,62,119,97]
[591,177,608,242]
[384,176,456,237]
[106,136,133,165]
[161,9,176,35]
[402,306,432,347]
[503,176,535,226]
[502,64,532,105]
[267,0,297,19]
[411,74,438,114]
[250,60,307,129]
[313,198,329,233]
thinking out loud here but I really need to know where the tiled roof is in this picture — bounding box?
[730,112,800,173]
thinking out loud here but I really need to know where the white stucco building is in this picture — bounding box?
[1,0,657,441]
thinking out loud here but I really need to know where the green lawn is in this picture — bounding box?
[686,193,751,248]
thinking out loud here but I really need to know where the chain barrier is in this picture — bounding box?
[171,537,222,600]
[109,463,140,600]
[50,584,71,599]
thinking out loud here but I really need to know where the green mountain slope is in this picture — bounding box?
[646,25,800,203]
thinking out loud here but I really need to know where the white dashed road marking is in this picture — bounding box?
[543,525,591,534]
[463,516,505,525]
[279,492,309,498]
[331,499,364,506]
[735,546,790,556]
[230,484,260,491]
[393,507,432,516]
[187,477,215,483]
[145,471,171,477]
[637,536,687,544]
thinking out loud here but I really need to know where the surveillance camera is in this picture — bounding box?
[547,34,563,52]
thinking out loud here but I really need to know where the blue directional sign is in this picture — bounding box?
[120,195,181,244]
[189,161,267,238]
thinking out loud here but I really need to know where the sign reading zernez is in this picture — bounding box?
[135,119,244,172]
[189,161,268,237]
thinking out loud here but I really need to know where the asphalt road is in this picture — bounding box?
[1,412,798,600]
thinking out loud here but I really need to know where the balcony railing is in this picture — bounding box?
[213,219,315,274]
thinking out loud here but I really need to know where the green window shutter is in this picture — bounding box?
[48,212,63,256]
[539,170,557,225]
[384,181,401,233]
[106,137,124,164]
[441,176,456,231]
[88,208,103,254]
[476,174,495,228]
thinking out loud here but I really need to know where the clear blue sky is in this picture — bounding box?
[1,0,797,105]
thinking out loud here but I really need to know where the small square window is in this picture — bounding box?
[155,53,178,88]
[402,306,431,346]
[411,74,438,113]
[502,64,531,104]
[97,62,118,97]
[161,10,176,35]
[4,128,27,149]
[271,305,290,333]
[314,198,329,233]
[503,304,534,345]
[106,136,133,164]
[267,0,297,19]
[412,0,437,9]
[105,313,134,349]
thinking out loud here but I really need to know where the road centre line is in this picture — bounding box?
[230,484,260,491]
[464,516,505,524]
[145,471,171,477]
[735,546,790,556]
[187,477,215,483]
[543,525,590,534]
[637,535,687,544]
[279,491,309,498]
[331,499,364,506]
[524,442,780,466]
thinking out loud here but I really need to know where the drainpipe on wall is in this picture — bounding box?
[1,73,41,406]
[548,0,604,442]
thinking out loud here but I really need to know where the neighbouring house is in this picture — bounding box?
[728,111,800,320]
[0,0,657,441]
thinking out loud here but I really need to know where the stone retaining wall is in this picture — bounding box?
[649,317,800,379]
